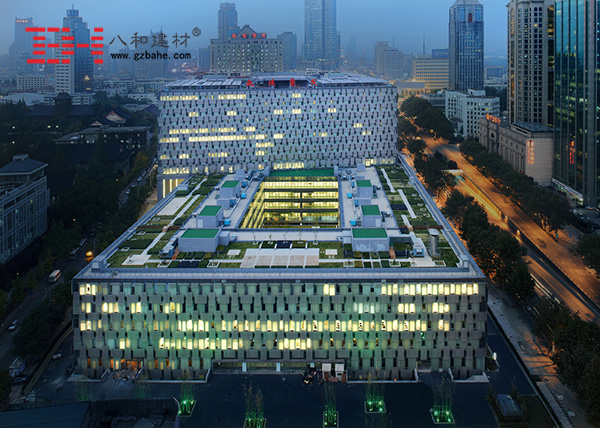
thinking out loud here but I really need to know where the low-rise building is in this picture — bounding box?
[479,116,553,186]
[0,155,49,264]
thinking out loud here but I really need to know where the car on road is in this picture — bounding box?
[125,189,130,195]
[52,353,62,360]
[8,320,18,331]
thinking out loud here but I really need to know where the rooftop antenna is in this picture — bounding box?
[423,36,426,55]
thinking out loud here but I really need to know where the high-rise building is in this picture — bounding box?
[133,31,169,79]
[55,8,93,94]
[304,0,339,69]
[413,49,450,90]
[553,0,598,207]
[374,42,389,75]
[346,36,357,65]
[210,26,283,76]
[507,0,554,125]
[277,32,298,71]
[9,18,36,75]
[218,3,240,39]
[384,49,412,82]
[449,0,484,91]
[156,73,398,198]
[0,155,49,264]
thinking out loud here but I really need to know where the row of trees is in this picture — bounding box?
[400,97,454,141]
[406,139,454,195]
[460,139,571,234]
[443,191,535,302]
[535,299,600,425]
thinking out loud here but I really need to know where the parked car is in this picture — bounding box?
[8,320,18,331]
[52,353,62,360]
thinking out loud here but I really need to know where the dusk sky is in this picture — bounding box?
[2,0,507,57]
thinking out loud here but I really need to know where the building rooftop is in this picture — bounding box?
[512,122,554,133]
[164,73,391,91]
[221,180,239,188]
[0,155,46,176]
[75,159,484,282]
[181,228,220,239]
[356,180,372,188]
[361,205,381,216]
[352,228,388,239]
[199,205,222,216]
[0,403,90,428]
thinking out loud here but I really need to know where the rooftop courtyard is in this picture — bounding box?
[92,159,467,274]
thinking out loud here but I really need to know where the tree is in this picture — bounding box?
[0,369,12,405]
[406,139,426,157]
[576,234,600,275]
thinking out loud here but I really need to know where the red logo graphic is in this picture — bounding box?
[26,26,104,64]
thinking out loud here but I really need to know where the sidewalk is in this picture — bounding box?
[488,287,591,428]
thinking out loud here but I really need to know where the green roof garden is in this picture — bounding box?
[181,229,220,239]
[352,228,388,239]
[222,180,239,188]
[270,168,334,177]
[357,180,372,188]
[361,205,381,216]
[199,205,222,217]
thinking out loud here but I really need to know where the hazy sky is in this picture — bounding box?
[1,0,507,57]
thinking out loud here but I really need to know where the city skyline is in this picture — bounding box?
[1,0,509,58]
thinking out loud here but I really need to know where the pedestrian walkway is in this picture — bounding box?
[488,288,592,428]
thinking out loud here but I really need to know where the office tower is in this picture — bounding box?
[413,49,450,91]
[277,32,298,71]
[449,0,484,91]
[218,3,240,39]
[73,164,486,381]
[374,42,389,75]
[156,73,398,198]
[445,89,500,138]
[384,49,412,81]
[198,47,211,72]
[347,36,357,65]
[553,0,598,207]
[210,26,283,75]
[0,155,49,264]
[134,31,168,78]
[304,0,339,69]
[507,0,553,124]
[55,8,93,94]
[9,18,36,74]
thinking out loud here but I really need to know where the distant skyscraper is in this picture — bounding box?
[134,31,168,78]
[553,0,598,207]
[55,8,93,94]
[347,36,357,65]
[374,42,389,75]
[507,0,553,125]
[277,32,298,71]
[218,3,239,39]
[9,18,36,74]
[304,0,339,69]
[449,0,484,91]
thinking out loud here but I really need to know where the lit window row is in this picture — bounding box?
[218,94,247,100]
[208,152,229,158]
[160,95,199,101]
[188,112,199,117]
[160,137,179,143]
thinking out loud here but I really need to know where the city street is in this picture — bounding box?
[425,136,600,306]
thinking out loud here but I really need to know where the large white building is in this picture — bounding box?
[73,159,487,381]
[0,155,49,264]
[445,89,500,138]
[156,73,399,199]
